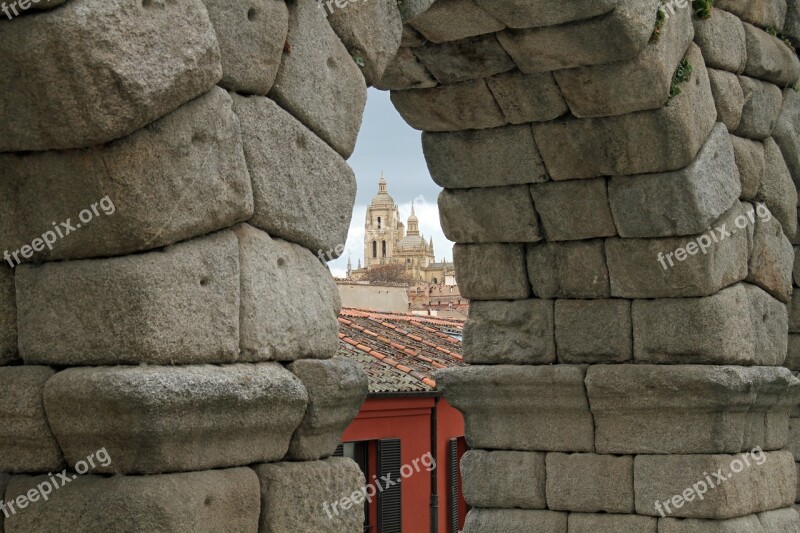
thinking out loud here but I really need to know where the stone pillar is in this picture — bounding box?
[388,0,800,530]
[0,0,374,531]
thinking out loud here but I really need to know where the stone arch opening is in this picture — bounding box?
[2,0,800,531]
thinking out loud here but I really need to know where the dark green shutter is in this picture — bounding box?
[378,438,402,533]
[448,438,459,533]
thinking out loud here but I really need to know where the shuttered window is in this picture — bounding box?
[378,438,402,533]
[448,438,459,533]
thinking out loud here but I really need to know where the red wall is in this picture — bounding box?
[341,395,465,533]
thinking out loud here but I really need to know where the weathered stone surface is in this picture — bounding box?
[496,0,659,73]
[789,417,800,459]
[285,359,368,460]
[328,0,403,86]
[374,47,438,90]
[203,0,287,94]
[21,0,66,11]
[568,513,656,533]
[554,3,693,117]
[408,0,505,44]
[609,123,740,237]
[732,135,766,199]
[254,458,365,533]
[0,267,15,365]
[787,334,800,370]
[659,508,800,532]
[231,94,355,256]
[634,451,796,518]
[461,450,546,509]
[527,241,610,299]
[422,125,547,189]
[743,22,800,87]
[453,244,530,300]
[439,186,541,243]
[0,88,253,264]
[0,366,63,473]
[709,69,745,132]
[736,76,784,140]
[463,509,567,533]
[463,300,555,364]
[792,209,800,244]
[747,203,794,302]
[473,0,618,30]
[774,88,800,187]
[534,44,716,179]
[400,25,427,47]
[795,246,800,286]
[4,468,260,533]
[546,453,634,513]
[787,0,800,44]
[234,224,340,361]
[43,364,308,474]
[792,291,800,333]
[0,0,222,152]
[632,283,787,366]
[715,0,788,31]
[398,0,435,23]
[0,472,7,532]
[607,203,749,299]
[587,365,800,453]
[269,0,366,158]
[693,8,748,73]
[413,34,514,85]
[437,365,594,452]
[530,179,617,241]
[486,70,568,123]
[555,299,632,364]
[743,284,789,366]
[16,231,240,366]
[391,79,506,131]
[760,137,799,238]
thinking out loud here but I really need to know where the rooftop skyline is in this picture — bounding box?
[328,89,453,277]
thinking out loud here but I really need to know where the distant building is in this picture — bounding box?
[335,308,468,533]
[348,173,455,285]
[337,281,409,313]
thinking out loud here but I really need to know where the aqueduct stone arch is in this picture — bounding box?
[2,0,800,531]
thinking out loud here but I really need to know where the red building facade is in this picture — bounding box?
[336,310,467,532]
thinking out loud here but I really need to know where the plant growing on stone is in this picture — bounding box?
[352,54,366,68]
[692,0,713,19]
[766,27,797,53]
[668,59,693,101]
[651,4,667,43]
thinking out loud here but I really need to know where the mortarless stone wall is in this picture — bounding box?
[389,0,800,531]
[3,0,800,531]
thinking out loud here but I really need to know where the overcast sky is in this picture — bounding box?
[328,88,453,277]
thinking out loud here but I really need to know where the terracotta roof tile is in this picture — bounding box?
[336,308,464,393]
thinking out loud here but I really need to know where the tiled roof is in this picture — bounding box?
[335,308,464,394]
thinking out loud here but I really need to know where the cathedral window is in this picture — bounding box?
[377,216,381,229]
[372,241,377,258]
[381,241,387,257]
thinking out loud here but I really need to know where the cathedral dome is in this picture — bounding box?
[370,173,396,208]
[396,234,426,252]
